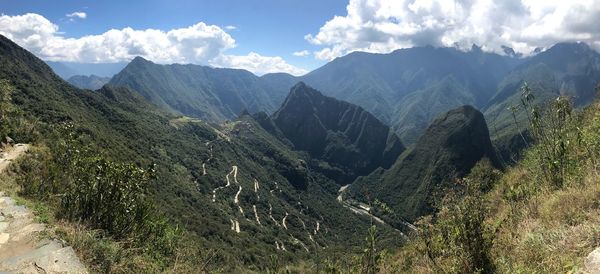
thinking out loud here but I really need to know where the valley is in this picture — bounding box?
[0,2,599,270]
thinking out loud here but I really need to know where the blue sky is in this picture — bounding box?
[1,0,599,76]
[1,0,347,73]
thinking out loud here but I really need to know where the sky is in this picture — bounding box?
[1,0,600,76]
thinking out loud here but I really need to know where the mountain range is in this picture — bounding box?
[108,57,288,121]
[3,30,600,271]
[104,43,600,158]
[0,34,399,269]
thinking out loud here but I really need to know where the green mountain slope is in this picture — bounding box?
[256,82,405,184]
[484,42,600,149]
[349,105,499,221]
[0,34,401,271]
[108,57,288,122]
[299,46,520,143]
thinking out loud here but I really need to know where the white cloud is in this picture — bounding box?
[66,11,87,20]
[307,0,600,60]
[0,13,234,63]
[210,52,308,76]
[0,13,305,75]
[292,50,310,57]
[224,25,237,30]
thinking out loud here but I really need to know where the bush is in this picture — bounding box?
[515,83,579,188]
[15,124,183,270]
[414,160,497,273]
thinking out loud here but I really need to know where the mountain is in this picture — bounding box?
[484,42,600,148]
[256,82,405,184]
[108,57,288,122]
[298,46,521,144]
[67,74,111,90]
[349,105,500,221]
[105,43,599,154]
[0,34,402,270]
[258,43,598,153]
[45,61,127,79]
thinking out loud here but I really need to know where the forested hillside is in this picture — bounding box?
[0,34,402,272]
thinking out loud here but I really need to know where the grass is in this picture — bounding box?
[383,97,600,273]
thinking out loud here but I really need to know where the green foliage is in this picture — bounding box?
[515,83,579,188]
[0,36,394,270]
[67,74,111,90]
[15,126,182,270]
[0,79,15,140]
[412,160,497,273]
[361,225,381,274]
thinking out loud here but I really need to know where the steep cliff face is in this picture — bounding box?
[265,82,405,183]
[350,105,500,221]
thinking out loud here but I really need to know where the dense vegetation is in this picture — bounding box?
[3,29,600,273]
[0,34,407,272]
[340,85,600,273]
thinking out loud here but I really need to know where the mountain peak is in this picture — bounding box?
[350,105,499,221]
[270,83,405,183]
[130,56,152,65]
[548,41,594,54]
[288,81,319,97]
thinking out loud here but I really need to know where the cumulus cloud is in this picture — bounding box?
[292,50,310,57]
[224,25,237,30]
[0,13,305,75]
[210,52,308,76]
[66,12,87,20]
[306,0,600,60]
[0,13,235,63]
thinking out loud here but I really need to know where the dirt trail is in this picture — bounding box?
[268,203,279,227]
[252,205,261,225]
[229,219,240,233]
[0,144,28,173]
[231,166,245,215]
[253,179,260,200]
[0,144,87,273]
[212,165,236,202]
[282,212,289,230]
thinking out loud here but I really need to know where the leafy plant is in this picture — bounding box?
[513,83,578,188]
[416,160,497,273]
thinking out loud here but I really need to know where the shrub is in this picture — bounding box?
[15,124,182,270]
[415,160,497,273]
[515,83,579,188]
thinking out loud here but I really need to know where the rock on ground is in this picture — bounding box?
[584,248,600,274]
